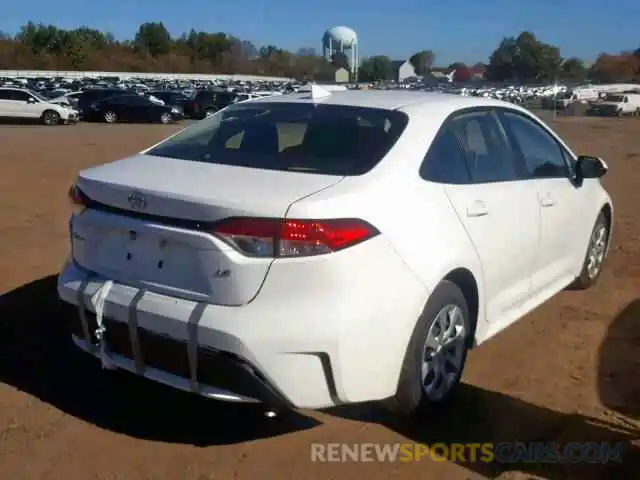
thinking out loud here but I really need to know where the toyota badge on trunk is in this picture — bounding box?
[128,191,147,210]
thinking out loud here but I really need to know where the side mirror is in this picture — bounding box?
[575,155,608,182]
[27,97,38,104]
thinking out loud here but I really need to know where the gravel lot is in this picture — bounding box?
[0,116,638,480]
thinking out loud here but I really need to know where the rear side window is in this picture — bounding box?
[109,95,148,106]
[195,91,214,101]
[147,102,409,176]
[8,90,30,102]
[420,127,470,184]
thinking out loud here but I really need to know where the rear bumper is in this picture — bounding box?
[69,327,293,408]
[58,236,428,409]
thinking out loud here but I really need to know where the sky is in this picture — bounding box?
[2,0,640,65]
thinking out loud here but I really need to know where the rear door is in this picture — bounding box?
[123,95,152,121]
[0,89,15,117]
[109,96,137,121]
[436,109,540,323]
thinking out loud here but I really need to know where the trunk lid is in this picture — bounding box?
[72,154,343,305]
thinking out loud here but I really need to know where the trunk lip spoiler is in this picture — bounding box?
[76,188,215,231]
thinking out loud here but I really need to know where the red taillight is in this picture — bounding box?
[68,184,87,213]
[68,184,86,205]
[211,218,379,257]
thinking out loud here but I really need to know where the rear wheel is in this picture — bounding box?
[160,112,172,124]
[205,107,217,117]
[570,212,609,290]
[103,111,118,123]
[42,110,61,125]
[386,280,471,420]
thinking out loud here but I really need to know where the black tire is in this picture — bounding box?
[160,112,172,124]
[204,107,217,117]
[42,110,61,125]
[569,212,609,290]
[385,280,472,420]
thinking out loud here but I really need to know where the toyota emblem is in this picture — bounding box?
[127,191,147,210]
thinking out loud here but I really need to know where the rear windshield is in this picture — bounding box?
[146,102,409,175]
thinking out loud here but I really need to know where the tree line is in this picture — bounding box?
[0,22,638,83]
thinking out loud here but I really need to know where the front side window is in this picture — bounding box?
[146,102,409,176]
[500,111,569,179]
[28,90,47,102]
[449,110,518,183]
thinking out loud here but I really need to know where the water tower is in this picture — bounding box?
[322,26,358,81]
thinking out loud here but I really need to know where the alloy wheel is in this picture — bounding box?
[587,224,607,279]
[421,304,467,402]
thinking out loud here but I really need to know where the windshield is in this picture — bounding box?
[146,102,409,176]
[29,89,49,102]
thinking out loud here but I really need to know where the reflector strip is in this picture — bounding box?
[128,291,145,374]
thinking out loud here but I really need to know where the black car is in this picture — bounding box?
[149,90,191,112]
[184,90,238,119]
[78,89,129,116]
[85,94,183,124]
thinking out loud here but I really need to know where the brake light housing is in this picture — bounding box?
[68,184,87,214]
[211,217,379,258]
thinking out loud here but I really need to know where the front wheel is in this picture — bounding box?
[42,110,61,125]
[160,112,172,124]
[569,213,609,290]
[103,111,118,123]
[385,280,472,420]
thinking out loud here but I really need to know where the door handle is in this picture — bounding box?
[467,200,489,217]
[540,193,556,207]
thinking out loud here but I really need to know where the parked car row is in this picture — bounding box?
[0,86,287,125]
[0,74,298,125]
[4,70,640,125]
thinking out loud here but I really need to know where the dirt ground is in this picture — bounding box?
[0,116,638,480]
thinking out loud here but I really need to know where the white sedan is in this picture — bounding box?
[58,87,613,419]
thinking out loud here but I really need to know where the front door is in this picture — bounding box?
[498,110,585,294]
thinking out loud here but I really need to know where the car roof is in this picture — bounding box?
[248,89,518,114]
[244,90,523,119]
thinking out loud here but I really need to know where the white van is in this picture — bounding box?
[589,93,640,116]
[555,88,600,108]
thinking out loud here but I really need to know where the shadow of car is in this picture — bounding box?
[0,276,319,446]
